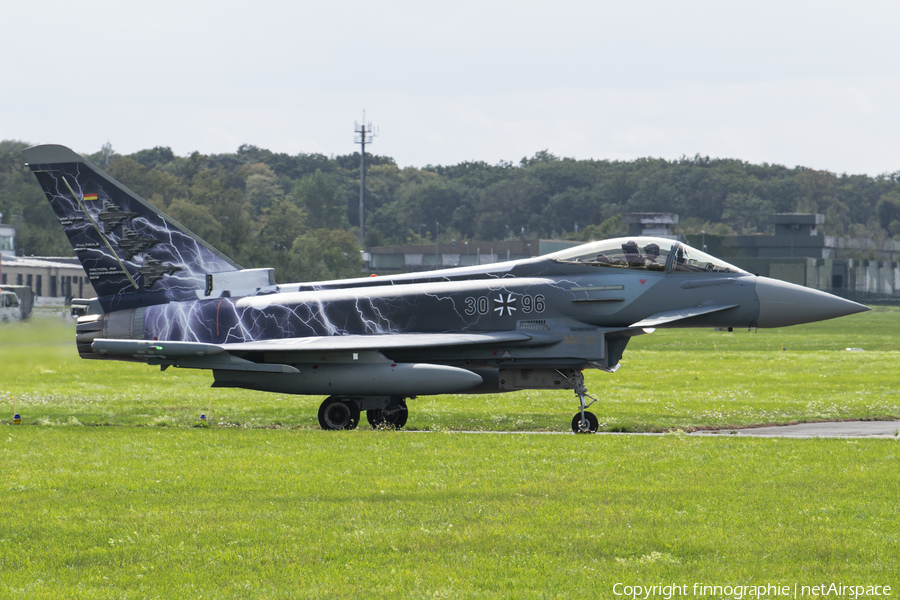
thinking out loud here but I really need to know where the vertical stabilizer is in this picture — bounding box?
[22,144,239,312]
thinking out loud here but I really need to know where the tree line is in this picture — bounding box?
[2,139,900,283]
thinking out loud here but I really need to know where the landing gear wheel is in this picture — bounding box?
[318,397,360,430]
[367,399,409,429]
[572,411,599,434]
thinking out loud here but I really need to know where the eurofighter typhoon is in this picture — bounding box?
[23,145,869,432]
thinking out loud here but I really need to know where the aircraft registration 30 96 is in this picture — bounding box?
[23,145,869,433]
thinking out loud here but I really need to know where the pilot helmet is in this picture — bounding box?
[644,243,660,257]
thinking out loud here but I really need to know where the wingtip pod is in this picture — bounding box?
[755,277,870,328]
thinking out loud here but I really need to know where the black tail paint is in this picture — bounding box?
[22,145,239,312]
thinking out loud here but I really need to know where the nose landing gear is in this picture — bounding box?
[572,406,599,434]
[559,370,600,434]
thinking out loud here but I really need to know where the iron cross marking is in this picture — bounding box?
[493,293,517,316]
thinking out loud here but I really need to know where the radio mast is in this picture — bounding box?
[354,111,378,247]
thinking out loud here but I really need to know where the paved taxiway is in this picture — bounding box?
[693,420,900,438]
[415,421,900,438]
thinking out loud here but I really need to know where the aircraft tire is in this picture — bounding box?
[367,399,409,429]
[318,397,360,430]
[571,411,599,434]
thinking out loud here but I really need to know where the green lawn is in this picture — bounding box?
[1,310,898,598]
[1,428,898,599]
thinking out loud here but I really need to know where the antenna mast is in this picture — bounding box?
[101,141,113,167]
[354,111,378,247]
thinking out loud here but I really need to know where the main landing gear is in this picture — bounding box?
[366,398,409,429]
[318,397,361,430]
[318,396,410,431]
[561,370,601,434]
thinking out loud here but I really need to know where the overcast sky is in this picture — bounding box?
[2,1,898,175]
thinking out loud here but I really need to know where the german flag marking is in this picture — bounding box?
[83,193,99,201]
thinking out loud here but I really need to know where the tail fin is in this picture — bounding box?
[22,144,240,312]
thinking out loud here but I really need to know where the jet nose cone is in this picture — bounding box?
[755,277,870,328]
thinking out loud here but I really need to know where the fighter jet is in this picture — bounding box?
[118,225,160,260]
[23,144,869,433]
[139,257,181,286]
[98,200,138,231]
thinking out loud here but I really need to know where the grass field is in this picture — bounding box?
[1,309,898,598]
[2,429,898,599]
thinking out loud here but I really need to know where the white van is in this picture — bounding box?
[0,289,21,321]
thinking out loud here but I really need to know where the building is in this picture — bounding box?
[367,239,581,273]
[0,255,96,306]
[0,217,15,259]
[0,221,96,306]
[687,213,900,304]
[622,213,679,239]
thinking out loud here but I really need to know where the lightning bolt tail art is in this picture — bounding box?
[23,144,240,313]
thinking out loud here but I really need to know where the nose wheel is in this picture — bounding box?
[572,411,599,433]
[559,370,601,434]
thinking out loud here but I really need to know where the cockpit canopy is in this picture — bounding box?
[547,236,747,274]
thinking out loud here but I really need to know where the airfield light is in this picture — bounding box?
[13,413,21,425]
